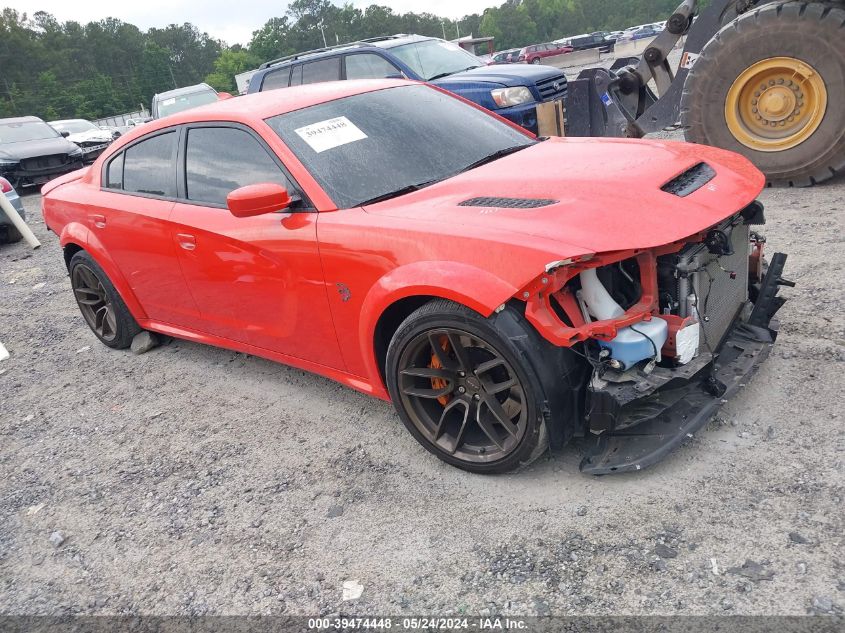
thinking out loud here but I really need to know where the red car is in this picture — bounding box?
[42,80,788,475]
[517,42,574,64]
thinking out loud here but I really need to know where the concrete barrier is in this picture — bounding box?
[544,48,601,69]
[612,36,659,59]
[611,35,686,61]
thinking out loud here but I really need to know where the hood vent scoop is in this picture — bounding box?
[458,196,558,209]
[661,162,716,197]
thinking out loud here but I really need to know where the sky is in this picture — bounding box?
[8,0,494,46]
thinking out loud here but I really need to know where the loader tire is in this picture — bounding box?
[681,1,845,187]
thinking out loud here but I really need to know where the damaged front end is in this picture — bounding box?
[521,201,792,474]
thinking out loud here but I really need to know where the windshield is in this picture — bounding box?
[51,120,98,134]
[266,85,534,209]
[389,40,482,81]
[156,89,218,118]
[0,120,61,144]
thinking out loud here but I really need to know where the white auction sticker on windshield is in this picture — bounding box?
[295,117,367,153]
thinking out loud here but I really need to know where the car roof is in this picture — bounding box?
[370,34,433,49]
[256,34,436,71]
[154,83,216,100]
[49,119,90,125]
[0,116,46,124]
[132,79,411,131]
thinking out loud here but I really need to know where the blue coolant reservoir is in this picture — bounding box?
[599,318,669,370]
[577,268,669,369]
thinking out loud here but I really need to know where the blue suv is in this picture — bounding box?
[247,35,567,134]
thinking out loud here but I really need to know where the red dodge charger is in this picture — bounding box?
[42,80,789,474]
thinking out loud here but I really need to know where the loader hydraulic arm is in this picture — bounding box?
[566,0,759,137]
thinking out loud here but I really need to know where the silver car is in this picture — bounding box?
[1,175,26,243]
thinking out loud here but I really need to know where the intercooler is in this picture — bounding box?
[660,218,750,350]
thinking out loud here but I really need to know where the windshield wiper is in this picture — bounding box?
[359,179,440,206]
[456,144,533,175]
[427,66,482,81]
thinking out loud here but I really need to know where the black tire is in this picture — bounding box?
[531,58,542,64]
[0,225,23,244]
[681,1,845,187]
[69,250,142,349]
[385,300,551,474]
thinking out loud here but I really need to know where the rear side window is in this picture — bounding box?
[184,126,293,206]
[106,153,124,189]
[261,67,291,91]
[123,132,176,197]
[301,58,341,85]
[345,54,400,80]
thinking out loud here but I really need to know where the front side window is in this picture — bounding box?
[388,40,482,81]
[261,67,291,91]
[185,126,293,206]
[123,131,176,197]
[345,54,400,80]
[301,58,341,85]
[266,85,533,209]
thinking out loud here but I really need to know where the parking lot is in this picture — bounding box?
[1,146,843,616]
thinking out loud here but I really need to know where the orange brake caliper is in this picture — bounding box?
[429,335,452,406]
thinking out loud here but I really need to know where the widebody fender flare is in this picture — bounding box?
[358,261,520,396]
[59,222,148,322]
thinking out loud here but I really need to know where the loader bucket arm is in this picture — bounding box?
[566,0,748,137]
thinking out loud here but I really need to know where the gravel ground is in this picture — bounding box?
[1,156,844,617]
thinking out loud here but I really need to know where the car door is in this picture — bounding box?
[94,129,200,325]
[168,123,345,370]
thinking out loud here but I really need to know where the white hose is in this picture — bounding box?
[579,268,624,320]
[0,193,40,249]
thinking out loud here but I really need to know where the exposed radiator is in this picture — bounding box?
[660,219,750,350]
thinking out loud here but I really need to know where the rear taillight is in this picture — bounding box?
[0,177,12,193]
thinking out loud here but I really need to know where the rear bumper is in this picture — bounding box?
[580,316,777,474]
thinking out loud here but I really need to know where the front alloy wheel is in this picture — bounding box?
[386,300,549,473]
[397,328,528,463]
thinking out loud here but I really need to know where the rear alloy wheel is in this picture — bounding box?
[386,300,548,473]
[681,1,845,186]
[69,250,141,349]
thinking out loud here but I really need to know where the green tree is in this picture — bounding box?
[206,49,260,92]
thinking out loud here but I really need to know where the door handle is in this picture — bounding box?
[90,214,106,228]
[176,233,196,251]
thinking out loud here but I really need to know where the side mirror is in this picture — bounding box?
[218,92,234,100]
[227,183,291,218]
[60,131,70,138]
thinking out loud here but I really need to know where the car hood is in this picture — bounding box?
[434,63,563,88]
[66,130,112,144]
[364,137,764,257]
[0,137,80,161]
